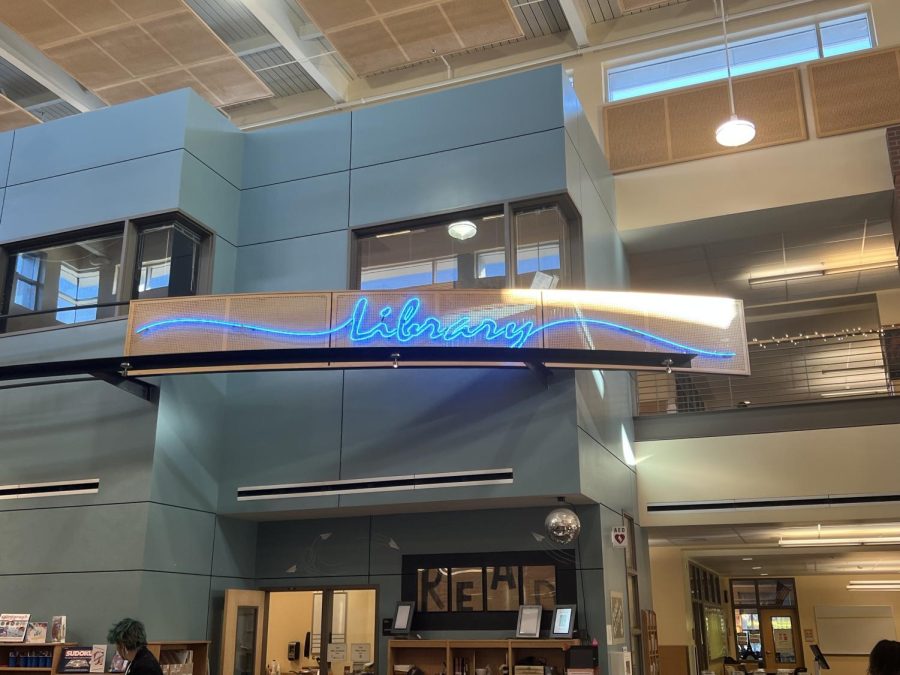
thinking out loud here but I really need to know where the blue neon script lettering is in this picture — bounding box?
[135,296,735,358]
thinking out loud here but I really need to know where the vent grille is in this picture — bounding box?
[0,478,100,500]
[648,492,900,513]
[237,468,514,501]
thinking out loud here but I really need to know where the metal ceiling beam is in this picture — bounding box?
[558,0,592,47]
[238,0,350,103]
[0,23,105,113]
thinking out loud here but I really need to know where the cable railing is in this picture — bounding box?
[637,327,900,415]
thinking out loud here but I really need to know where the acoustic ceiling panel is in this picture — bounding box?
[604,68,807,173]
[0,0,272,108]
[296,0,524,76]
[0,94,41,132]
[809,47,900,137]
[617,0,669,11]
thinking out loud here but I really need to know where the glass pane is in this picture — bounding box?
[522,565,556,609]
[135,224,200,299]
[4,232,123,332]
[486,566,520,610]
[771,616,796,663]
[451,567,484,611]
[734,610,761,660]
[731,580,757,606]
[821,13,873,57]
[234,606,258,675]
[515,205,565,287]
[758,579,795,607]
[417,568,448,612]
[704,607,727,662]
[358,212,505,291]
[729,26,819,76]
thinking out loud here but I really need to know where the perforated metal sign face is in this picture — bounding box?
[125,290,749,375]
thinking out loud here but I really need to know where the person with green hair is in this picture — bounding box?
[107,619,163,675]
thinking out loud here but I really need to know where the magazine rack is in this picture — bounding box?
[146,641,210,675]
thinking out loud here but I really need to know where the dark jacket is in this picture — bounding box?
[126,647,163,675]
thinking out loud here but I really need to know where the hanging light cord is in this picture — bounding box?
[720,0,736,116]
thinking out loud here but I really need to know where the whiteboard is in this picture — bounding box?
[814,605,896,655]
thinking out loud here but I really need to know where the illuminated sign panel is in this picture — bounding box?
[124,290,749,375]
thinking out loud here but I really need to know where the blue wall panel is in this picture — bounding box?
[351,67,565,168]
[7,90,190,186]
[0,151,182,243]
[138,571,211,641]
[179,151,240,245]
[349,129,567,227]
[212,237,237,294]
[234,230,349,292]
[184,92,243,189]
[577,428,636,516]
[0,131,13,185]
[143,503,216,574]
[255,517,372,580]
[238,171,349,246]
[212,517,258,579]
[242,112,351,189]
[0,320,126,365]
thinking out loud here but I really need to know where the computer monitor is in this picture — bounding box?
[810,645,830,670]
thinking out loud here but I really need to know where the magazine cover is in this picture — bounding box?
[51,616,67,643]
[61,647,93,673]
[25,622,48,643]
[90,645,108,673]
[0,614,31,643]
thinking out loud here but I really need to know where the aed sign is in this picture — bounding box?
[612,526,628,549]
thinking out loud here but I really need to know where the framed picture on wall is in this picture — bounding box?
[551,605,576,638]
[516,605,542,638]
[392,601,415,635]
[610,592,625,644]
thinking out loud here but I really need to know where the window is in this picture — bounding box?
[2,215,208,334]
[354,199,580,291]
[607,11,873,102]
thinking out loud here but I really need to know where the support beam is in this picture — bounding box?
[0,23,105,113]
[239,0,351,103]
[558,0,592,48]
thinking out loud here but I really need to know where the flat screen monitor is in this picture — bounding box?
[810,645,830,670]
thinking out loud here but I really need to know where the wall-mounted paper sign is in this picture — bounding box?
[327,644,347,662]
[351,644,371,662]
[612,526,628,548]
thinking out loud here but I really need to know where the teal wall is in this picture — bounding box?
[0,66,645,674]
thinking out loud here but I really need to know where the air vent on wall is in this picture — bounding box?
[237,468,514,501]
[0,478,100,500]
[648,492,900,513]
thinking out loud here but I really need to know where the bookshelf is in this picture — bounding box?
[388,639,578,675]
[147,641,210,675]
[0,643,75,673]
[640,611,659,675]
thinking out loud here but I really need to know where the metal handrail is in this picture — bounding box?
[637,327,899,415]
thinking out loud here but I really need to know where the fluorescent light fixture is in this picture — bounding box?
[847,580,900,591]
[749,260,898,287]
[447,220,477,240]
[752,566,762,570]
[780,536,900,547]
[375,229,411,238]
[716,115,757,147]
[820,389,888,398]
[742,557,753,561]
[481,214,505,220]
[760,573,769,576]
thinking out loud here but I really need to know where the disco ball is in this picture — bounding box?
[545,508,581,544]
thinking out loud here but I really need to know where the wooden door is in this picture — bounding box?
[760,609,804,672]
[221,590,266,675]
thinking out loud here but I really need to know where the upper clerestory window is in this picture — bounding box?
[606,10,874,103]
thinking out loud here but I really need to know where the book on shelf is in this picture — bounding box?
[51,616,67,643]
[90,645,108,673]
[0,614,31,643]
[566,669,597,675]
[109,652,129,673]
[25,622,48,644]
[61,647,93,673]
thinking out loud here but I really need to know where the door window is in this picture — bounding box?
[771,616,796,663]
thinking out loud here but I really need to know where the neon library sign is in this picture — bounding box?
[125,290,749,375]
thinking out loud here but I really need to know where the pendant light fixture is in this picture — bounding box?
[715,0,756,147]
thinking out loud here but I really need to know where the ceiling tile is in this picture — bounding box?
[45,0,131,33]
[327,21,406,76]
[441,0,523,49]
[384,6,461,63]
[140,10,231,64]
[369,0,425,12]
[142,68,219,105]
[44,38,132,89]
[297,0,376,31]
[0,108,40,132]
[112,0,186,20]
[92,25,179,78]
[96,80,155,105]
[0,0,80,47]
[189,57,272,106]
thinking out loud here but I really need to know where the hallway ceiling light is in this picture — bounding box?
[780,536,900,547]
[715,0,755,147]
[848,580,900,591]
[749,260,899,287]
[447,220,477,240]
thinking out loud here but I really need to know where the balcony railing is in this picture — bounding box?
[637,327,900,415]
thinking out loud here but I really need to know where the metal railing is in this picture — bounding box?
[637,327,900,415]
[0,301,130,333]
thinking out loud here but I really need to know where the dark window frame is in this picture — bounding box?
[349,194,584,292]
[0,212,212,334]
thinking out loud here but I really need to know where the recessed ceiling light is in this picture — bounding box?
[760,573,769,576]
[742,557,753,561]
[447,220,477,240]
[752,566,762,570]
